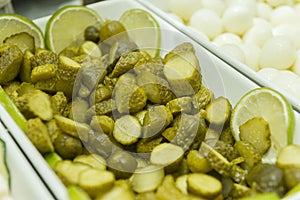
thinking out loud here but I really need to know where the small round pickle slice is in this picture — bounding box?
[187,173,222,199]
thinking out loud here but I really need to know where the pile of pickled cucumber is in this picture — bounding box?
[1,16,300,200]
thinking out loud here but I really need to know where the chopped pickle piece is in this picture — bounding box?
[0,43,23,84]
[114,73,147,114]
[150,143,184,173]
[143,105,173,139]
[54,115,90,139]
[129,165,164,193]
[163,48,202,97]
[234,141,262,171]
[54,160,90,186]
[78,169,115,198]
[16,89,53,121]
[3,32,35,53]
[186,150,212,173]
[90,115,114,134]
[31,64,57,83]
[166,96,193,114]
[136,69,175,105]
[78,41,102,58]
[73,154,106,171]
[239,117,271,155]
[113,115,141,145]
[204,96,231,125]
[277,144,300,169]
[19,50,34,82]
[187,173,222,199]
[26,117,54,154]
[95,180,134,200]
[110,51,141,78]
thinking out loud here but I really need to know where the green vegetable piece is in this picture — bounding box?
[78,41,101,58]
[107,150,137,179]
[31,64,57,83]
[161,126,177,142]
[67,185,92,200]
[187,173,222,199]
[90,84,112,105]
[143,105,173,139]
[186,150,212,173]
[26,118,54,154]
[194,86,214,110]
[54,115,90,139]
[0,86,27,131]
[15,89,53,121]
[277,144,300,169]
[166,96,192,114]
[53,131,82,159]
[3,32,35,53]
[113,115,141,145]
[44,152,62,168]
[0,43,23,84]
[283,168,300,190]
[163,44,202,97]
[228,183,251,199]
[285,183,300,197]
[246,163,285,197]
[234,141,262,171]
[90,115,114,134]
[136,137,163,157]
[95,180,135,200]
[114,74,147,114]
[19,50,34,82]
[69,98,89,123]
[136,69,175,105]
[51,92,68,116]
[204,96,231,125]
[54,160,90,185]
[239,117,271,155]
[73,154,106,171]
[0,139,10,190]
[110,51,141,78]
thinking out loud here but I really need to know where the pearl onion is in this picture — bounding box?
[242,43,261,71]
[259,68,300,100]
[256,2,273,20]
[253,17,273,28]
[169,0,202,22]
[243,23,273,47]
[259,36,297,70]
[220,44,245,63]
[201,0,226,16]
[212,32,242,47]
[270,5,296,26]
[222,5,253,36]
[189,9,223,40]
[292,50,300,76]
[272,24,300,49]
[225,0,257,16]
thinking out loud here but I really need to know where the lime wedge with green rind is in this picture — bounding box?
[230,87,295,164]
[45,5,103,53]
[119,8,161,58]
[0,13,44,49]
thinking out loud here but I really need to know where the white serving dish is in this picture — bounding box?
[0,119,54,200]
[137,0,300,113]
[1,0,300,199]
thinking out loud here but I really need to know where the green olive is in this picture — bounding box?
[107,150,137,179]
[99,20,129,43]
[53,132,82,159]
[84,26,99,43]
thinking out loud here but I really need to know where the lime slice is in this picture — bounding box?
[45,5,103,53]
[231,87,295,164]
[119,9,161,58]
[0,14,44,49]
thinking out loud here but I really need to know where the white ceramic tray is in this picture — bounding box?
[136,0,300,113]
[0,119,54,200]
[1,0,300,199]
